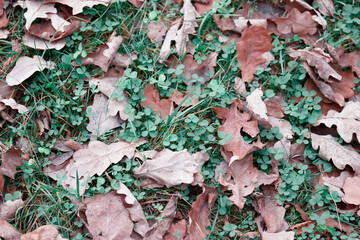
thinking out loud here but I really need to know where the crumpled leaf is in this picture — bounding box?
[158,18,182,62]
[134,149,209,188]
[48,139,145,195]
[289,47,342,81]
[0,219,21,240]
[236,26,273,83]
[147,20,168,46]
[141,85,173,119]
[21,225,67,240]
[86,93,123,135]
[0,147,23,179]
[169,89,198,107]
[145,195,179,239]
[315,101,360,143]
[43,0,112,15]
[188,186,218,240]
[264,96,285,118]
[314,0,335,17]
[81,32,123,72]
[246,88,269,124]
[111,52,137,69]
[6,56,54,86]
[194,0,218,16]
[342,176,360,205]
[0,98,28,114]
[219,155,258,209]
[311,133,360,174]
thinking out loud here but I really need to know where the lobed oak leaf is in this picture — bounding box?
[6,56,54,86]
[236,26,273,83]
[320,171,351,198]
[311,133,360,174]
[43,0,112,15]
[141,84,173,119]
[338,51,360,78]
[158,18,182,62]
[0,147,23,179]
[0,98,28,114]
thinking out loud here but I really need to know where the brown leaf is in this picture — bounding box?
[311,133,360,174]
[141,85,173,119]
[3,40,22,70]
[147,21,168,46]
[246,88,269,125]
[0,219,21,240]
[0,29,8,39]
[338,51,360,78]
[0,80,14,100]
[236,26,273,83]
[320,171,351,198]
[22,32,66,50]
[43,0,111,15]
[343,176,360,205]
[133,149,209,188]
[194,0,218,16]
[128,0,144,8]
[289,47,342,81]
[169,89,198,107]
[159,18,182,62]
[264,96,284,118]
[145,195,179,240]
[82,32,123,72]
[6,56,54,86]
[0,147,22,179]
[21,225,66,240]
[262,231,295,240]
[188,186,218,240]
[314,0,335,17]
[163,219,187,240]
[234,77,246,95]
[111,52,137,69]
[219,155,258,209]
[0,199,24,220]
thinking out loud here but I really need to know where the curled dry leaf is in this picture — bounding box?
[43,0,112,15]
[84,192,148,240]
[81,32,123,72]
[236,26,273,83]
[311,133,360,174]
[141,85,173,119]
[0,99,27,114]
[21,225,66,240]
[159,18,182,62]
[315,101,360,143]
[246,88,269,125]
[6,56,54,86]
[111,52,137,69]
[188,186,218,240]
[342,176,360,205]
[0,147,23,179]
[289,47,342,81]
[0,219,21,240]
[134,149,209,188]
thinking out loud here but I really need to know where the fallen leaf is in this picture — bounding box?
[0,99,27,114]
[6,56,54,86]
[320,171,351,198]
[84,192,148,240]
[262,231,295,240]
[0,147,22,179]
[236,26,273,83]
[22,32,66,50]
[342,176,360,205]
[289,47,342,81]
[128,0,144,8]
[148,21,168,46]
[246,88,269,124]
[21,225,66,240]
[163,219,187,240]
[264,96,285,118]
[194,0,218,16]
[188,186,218,240]
[86,93,123,135]
[315,101,360,143]
[290,220,315,235]
[0,29,8,39]
[141,85,173,119]
[314,0,335,17]
[0,199,24,220]
[3,40,23,70]
[219,155,258,209]
[159,18,182,62]
[111,52,137,69]
[169,89,198,107]
[43,0,112,15]
[234,77,246,95]
[133,149,209,188]
[81,31,123,72]
[0,219,21,240]
[311,133,360,174]
[338,51,360,78]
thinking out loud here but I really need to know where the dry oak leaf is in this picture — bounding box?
[188,186,218,240]
[0,199,24,220]
[111,52,137,69]
[236,25,273,83]
[194,0,219,16]
[86,93,123,135]
[141,84,173,119]
[22,32,66,50]
[163,219,187,240]
[274,8,318,36]
[338,51,360,78]
[147,21,168,46]
[0,147,23,179]
[0,99,28,114]
[134,149,209,188]
[21,225,67,240]
[264,96,285,118]
[311,133,360,174]
[158,18,182,62]
[314,0,335,17]
[246,88,269,125]
[6,56,54,86]
[57,139,145,195]
[81,31,123,72]
[219,155,258,209]
[43,0,112,15]
[262,231,295,240]
[315,101,360,143]
[0,219,22,240]
[342,176,360,205]
[320,171,351,198]
[169,89,198,107]
[289,47,342,81]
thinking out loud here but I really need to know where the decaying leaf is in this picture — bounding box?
[262,231,295,240]
[311,133,360,174]
[158,18,182,62]
[6,56,54,86]
[141,85,173,119]
[315,101,360,143]
[338,51,360,78]
[320,171,351,198]
[43,0,112,15]
[148,21,168,46]
[81,32,123,72]
[0,98,28,114]
[21,225,66,240]
[163,219,187,240]
[342,176,360,205]
[169,89,198,107]
[0,219,21,240]
[0,147,23,179]
[246,88,269,124]
[264,96,285,118]
[0,199,24,220]
[236,26,273,83]
[22,32,66,50]
[134,149,209,188]
[314,0,335,17]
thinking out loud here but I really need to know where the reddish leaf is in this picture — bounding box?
[163,219,187,240]
[141,85,173,119]
[0,219,21,240]
[236,26,273,83]
[0,147,23,179]
[194,0,219,16]
[43,0,112,15]
[338,51,360,78]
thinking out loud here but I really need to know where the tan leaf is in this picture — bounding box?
[314,0,335,17]
[289,47,342,81]
[262,231,295,240]
[3,40,23,70]
[6,56,54,86]
[246,88,268,123]
[22,32,66,50]
[159,18,182,62]
[21,225,66,240]
[163,219,187,240]
[194,0,218,16]
[311,133,360,174]
[82,32,123,72]
[86,93,123,135]
[234,77,246,95]
[0,99,27,114]
[141,85,173,119]
[111,52,137,69]
[0,219,21,240]
[320,171,351,198]
[188,186,218,240]
[315,101,360,143]
[43,0,111,15]
[0,29,8,39]
[343,176,360,205]
[236,26,273,83]
[338,51,360,78]
[264,96,284,118]
[134,149,209,188]
[0,147,23,179]
[0,199,24,220]
[147,21,168,46]
[128,0,144,8]
[169,89,198,107]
